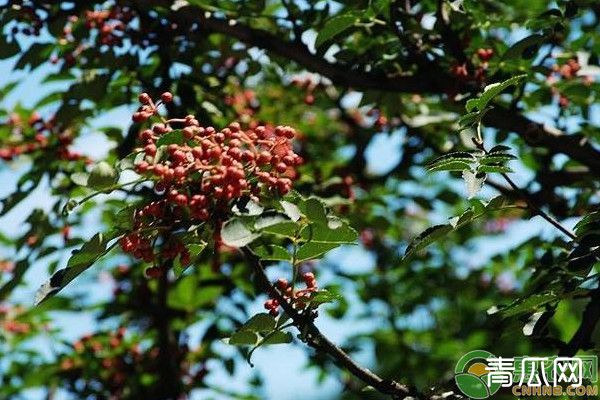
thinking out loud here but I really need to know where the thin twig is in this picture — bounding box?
[242,248,414,399]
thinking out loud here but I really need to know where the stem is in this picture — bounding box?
[499,172,576,240]
[242,248,414,399]
[473,132,576,241]
[76,178,147,206]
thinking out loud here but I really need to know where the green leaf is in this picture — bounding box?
[240,313,277,332]
[35,233,114,304]
[496,293,557,317]
[303,198,327,223]
[428,160,473,172]
[0,35,20,59]
[404,224,453,259]
[168,274,223,311]
[477,165,513,173]
[70,172,89,187]
[466,75,527,112]
[251,244,290,261]
[156,130,185,147]
[227,331,259,346]
[502,34,546,60]
[299,221,358,243]
[280,201,302,221]
[88,162,118,191]
[296,242,340,262]
[427,152,477,169]
[221,219,260,247]
[308,290,343,305]
[261,331,293,345]
[259,221,300,238]
[315,13,359,48]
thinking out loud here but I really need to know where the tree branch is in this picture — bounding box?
[242,248,415,399]
[167,7,600,175]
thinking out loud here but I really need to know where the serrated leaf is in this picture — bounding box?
[466,75,527,112]
[251,244,290,261]
[227,331,259,346]
[70,172,89,187]
[221,219,260,247]
[255,214,288,229]
[404,224,453,258]
[489,145,512,153]
[428,160,473,172]
[296,242,340,261]
[300,221,357,243]
[261,331,293,345]
[260,221,300,238]
[303,198,327,223]
[498,293,557,317]
[156,130,185,147]
[280,201,302,221]
[480,153,517,164]
[88,162,118,191]
[308,290,343,305]
[240,313,277,332]
[315,13,359,48]
[502,34,546,60]
[35,233,114,305]
[477,165,513,173]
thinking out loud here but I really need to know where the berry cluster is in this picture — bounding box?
[119,92,302,270]
[546,58,592,108]
[448,48,494,93]
[264,272,318,316]
[60,327,208,399]
[0,305,32,335]
[52,6,137,66]
[290,74,331,105]
[0,112,87,162]
[60,328,208,397]
[224,88,259,119]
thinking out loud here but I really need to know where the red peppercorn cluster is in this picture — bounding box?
[264,273,318,316]
[224,88,260,118]
[0,112,87,162]
[546,58,592,108]
[118,92,302,269]
[0,304,32,335]
[290,74,330,106]
[51,6,137,66]
[60,329,208,397]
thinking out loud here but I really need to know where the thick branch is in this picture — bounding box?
[174,7,439,93]
[484,107,600,175]
[242,248,414,399]
[174,9,600,175]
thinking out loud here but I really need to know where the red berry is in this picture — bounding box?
[161,92,173,103]
[138,93,151,104]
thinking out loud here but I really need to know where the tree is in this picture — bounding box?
[0,0,599,399]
